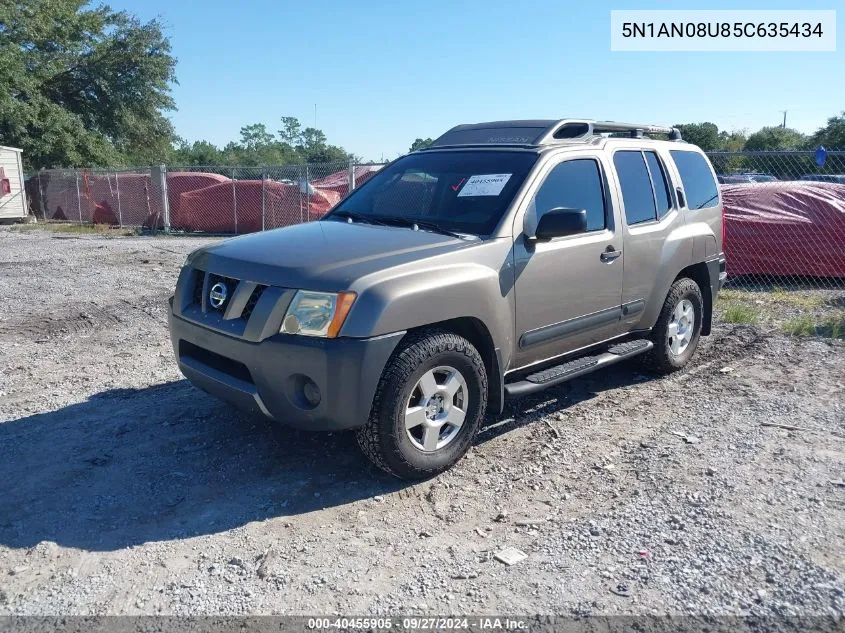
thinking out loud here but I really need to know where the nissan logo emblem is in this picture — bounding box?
[209,282,228,309]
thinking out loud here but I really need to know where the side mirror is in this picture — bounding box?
[533,207,588,240]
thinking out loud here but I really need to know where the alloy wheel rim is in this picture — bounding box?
[404,366,468,452]
[668,298,695,356]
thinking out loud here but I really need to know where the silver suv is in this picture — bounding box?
[168,119,726,479]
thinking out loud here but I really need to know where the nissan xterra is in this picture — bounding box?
[168,119,726,479]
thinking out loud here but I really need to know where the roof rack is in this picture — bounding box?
[427,119,683,149]
[539,119,683,143]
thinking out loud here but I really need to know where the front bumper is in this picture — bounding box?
[168,306,404,431]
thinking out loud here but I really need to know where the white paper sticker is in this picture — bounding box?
[456,173,512,197]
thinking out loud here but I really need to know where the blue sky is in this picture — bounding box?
[111,0,841,161]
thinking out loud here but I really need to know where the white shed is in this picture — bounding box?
[0,146,27,221]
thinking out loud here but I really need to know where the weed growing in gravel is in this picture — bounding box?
[722,304,760,324]
[12,222,137,236]
[783,314,845,339]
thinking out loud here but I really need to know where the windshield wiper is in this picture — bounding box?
[371,215,470,240]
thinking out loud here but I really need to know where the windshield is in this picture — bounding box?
[326,150,537,236]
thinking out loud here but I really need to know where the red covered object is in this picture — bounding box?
[177,180,340,234]
[311,164,383,198]
[30,172,165,226]
[166,172,231,230]
[0,167,10,195]
[722,181,845,278]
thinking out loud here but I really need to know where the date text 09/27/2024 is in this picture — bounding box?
[306,617,528,631]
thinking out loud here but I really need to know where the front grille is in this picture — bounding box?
[206,273,238,312]
[241,285,267,321]
[179,340,253,384]
[191,270,205,306]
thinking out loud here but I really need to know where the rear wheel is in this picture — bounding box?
[644,278,703,374]
[356,329,487,479]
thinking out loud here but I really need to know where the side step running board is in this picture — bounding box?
[504,339,653,398]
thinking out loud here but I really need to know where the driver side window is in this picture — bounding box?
[533,159,607,232]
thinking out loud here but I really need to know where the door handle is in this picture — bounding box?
[600,247,622,262]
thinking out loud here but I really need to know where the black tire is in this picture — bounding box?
[644,277,704,374]
[356,329,488,480]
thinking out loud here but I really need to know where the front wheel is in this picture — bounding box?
[356,329,488,479]
[644,278,703,374]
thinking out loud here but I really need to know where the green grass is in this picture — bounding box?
[783,314,845,339]
[11,222,137,236]
[721,304,760,324]
[770,287,827,309]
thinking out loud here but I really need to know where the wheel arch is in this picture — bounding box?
[404,317,503,416]
[675,262,713,335]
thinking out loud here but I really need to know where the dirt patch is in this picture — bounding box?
[1,226,843,616]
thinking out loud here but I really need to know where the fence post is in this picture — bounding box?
[75,171,82,223]
[37,171,46,220]
[159,164,170,232]
[304,164,309,222]
[261,168,266,232]
[348,158,355,193]
[115,171,123,227]
[231,167,238,234]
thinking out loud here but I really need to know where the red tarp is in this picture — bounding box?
[25,166,371,233]
[27,172,165,227]
[166,172,231,229]
[175,180,340,233]
[310,164,382,197]
[722,181,845,278]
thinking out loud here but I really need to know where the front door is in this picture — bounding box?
[512,154,624,369]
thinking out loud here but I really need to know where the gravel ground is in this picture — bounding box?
[1,226,844,617]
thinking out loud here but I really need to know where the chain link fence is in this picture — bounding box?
[708,150,845,291]
[23,151,845,292]
[26,161,385,234]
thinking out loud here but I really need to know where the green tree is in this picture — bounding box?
[278,116,302,147]
[717,130,747,151]
[171,139,224,166]
[299,127,327,152]
[0,0,177,169]
[673,123,721,152]
[809,111,845,149]
[744,126,807,151]
[239,123,275,151]
[409,137,434,152]
[296,127,350,163]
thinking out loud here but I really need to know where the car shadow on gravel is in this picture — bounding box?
[479,360,651,442]
[0,357,680,553]
[0,381,407,552]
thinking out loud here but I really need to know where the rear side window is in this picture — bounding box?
[534,159,606,232]
[670,150,719,210]
[644,152,672,218]
[614,151,656,225]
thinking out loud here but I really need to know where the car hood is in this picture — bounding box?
[188,220,479,291]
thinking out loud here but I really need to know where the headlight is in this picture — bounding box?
[280,291,356,338]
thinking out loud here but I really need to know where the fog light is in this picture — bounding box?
[303,379,321,406]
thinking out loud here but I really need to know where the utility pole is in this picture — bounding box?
[780,110,787,128]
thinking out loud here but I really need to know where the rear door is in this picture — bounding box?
[610,147,684,331]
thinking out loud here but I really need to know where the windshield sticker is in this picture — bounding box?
[457,173,512,197]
